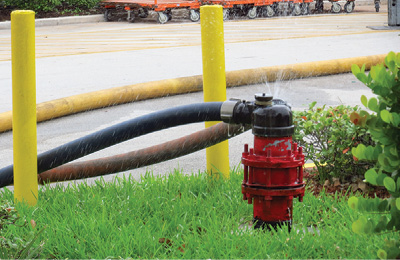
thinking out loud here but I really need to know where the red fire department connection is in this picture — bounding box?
[222,93,305,230]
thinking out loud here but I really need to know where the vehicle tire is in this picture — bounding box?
[344,1,354,13]
[189,9,200,22]
[223,9,230,20]
[104,9,113,22]
[301,3,310,15]
[138,8,149,18]
[315,0,323,13]
[247,6,258,19]
[127,15,135,23]
[165,9,172,21]
[273,3,279,13]
[375,2,379,12]
[282,3,289,16]
[127,11,135,23]
[157,12,169,24]
[292,3,302,15]
[262,5,275,17]
[331,2,341,13]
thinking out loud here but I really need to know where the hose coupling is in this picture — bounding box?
[220,98,242,124]
[220,93,294,137]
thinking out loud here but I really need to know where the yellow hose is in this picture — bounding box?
[0,54,386,133]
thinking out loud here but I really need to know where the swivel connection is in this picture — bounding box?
[220,93,294,137]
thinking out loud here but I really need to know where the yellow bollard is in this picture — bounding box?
[200,5,230,179]
[11,10,38,206]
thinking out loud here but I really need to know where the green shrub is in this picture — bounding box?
[293,103,374,183]
[349,51,400,259]
[2,0,101,12]
[66,0,101,9]
[3,0,61,12]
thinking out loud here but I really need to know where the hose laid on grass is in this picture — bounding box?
[0,102,223,188]
[38,122,249,184]
[0,54,387,133]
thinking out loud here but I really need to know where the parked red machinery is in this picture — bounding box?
[100,0,356,23]
[314,0,355,13]
[100,0,202,24]
[203,0,311,18]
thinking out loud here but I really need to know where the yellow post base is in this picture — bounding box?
[11,10,38,206]
[200,5,230,179]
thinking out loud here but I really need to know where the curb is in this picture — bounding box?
[0,14,104,30]
[0,53,387,133]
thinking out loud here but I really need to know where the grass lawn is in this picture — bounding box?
[0,169,397,258]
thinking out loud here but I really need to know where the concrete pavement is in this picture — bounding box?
[0,7,399,187]
[0,9,397,113]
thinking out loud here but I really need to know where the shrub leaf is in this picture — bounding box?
[380,110,392,124]
[383,177,396,192]
[365,168,378,185]
[361,95,368,108]
[377,249,387,260]
[367,97,379,112]
[348,196,359,210]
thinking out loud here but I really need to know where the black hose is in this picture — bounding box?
[0,102,223,188]
[38,123,249,184]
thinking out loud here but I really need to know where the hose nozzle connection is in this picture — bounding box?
[220,93,294,137]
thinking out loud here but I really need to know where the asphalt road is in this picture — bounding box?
[0,7,399,187]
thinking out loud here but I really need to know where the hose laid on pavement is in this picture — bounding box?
[0,102,223,188]
[38,122,249,184]
[0,54,387,133]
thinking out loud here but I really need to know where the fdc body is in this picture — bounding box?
[240,94,305,230]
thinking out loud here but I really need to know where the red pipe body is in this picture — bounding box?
[233,94,305,231]
[242,136,305,230]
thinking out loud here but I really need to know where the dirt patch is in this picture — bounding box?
[304,168,390,198]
